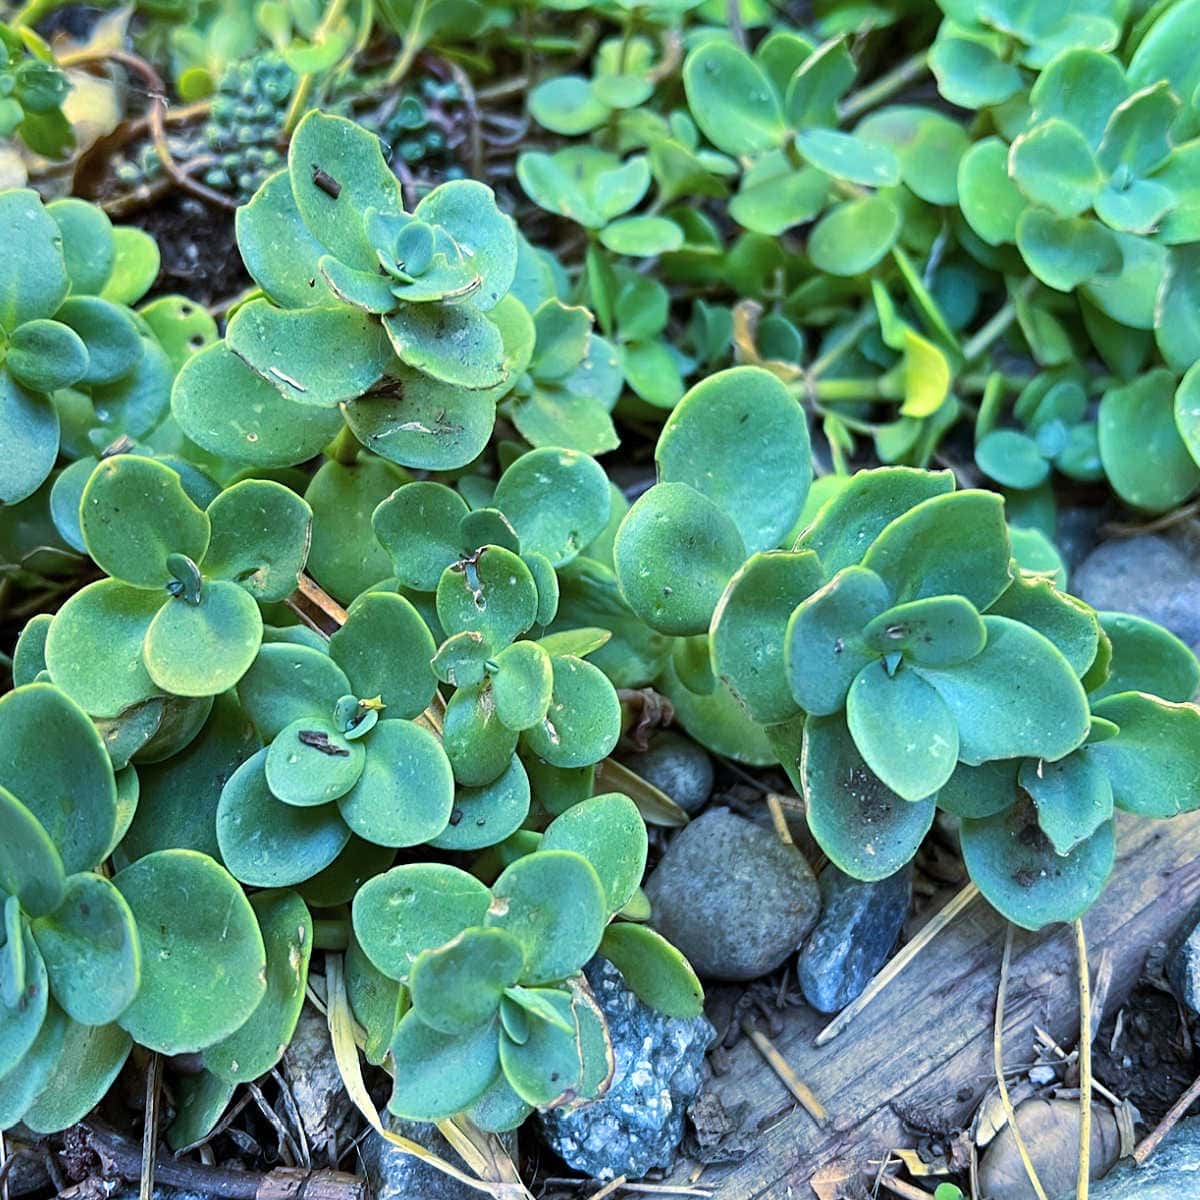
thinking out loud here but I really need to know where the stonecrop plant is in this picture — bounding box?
[614,364,1200,931]
[8,0,1200,1172]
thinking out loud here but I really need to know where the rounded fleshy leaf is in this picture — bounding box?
[860,595,987,668]
[802,714,936,881]
[521,655,621,769]
[409,927,525,1034]
[329,591,437,720]
[0,370,60,506]
[961,801,1114,931]
[80,456,210,589]
[47,197,115,294]
[0,1001,67,1131]
[657,366,812,555]
[172,342,344,468]
[32,873,139,1026]
[114,850,267,1053]
[201,480,312,603]
[144,580,264,698]
[599,923,704,1018]
[541,793,647,915]
[0,189,69,329]
[486,849,607,984]
[937,759,1020,820]
[498,987,582,1107]
[711,550,824,725]
[1089,692,1200,818]
[846,661,959,802]
[236,643,353,741]
[682,42,786,157]
[913,616,1091,766]
[353,862,493,982]
[1090,612,1200,703]
[493,447,610,567]
[287,111,402,272]
[0,924,48,1077]
[808,195,900,276]
[614,482,746,636]
[957,136,1025,246]
[387,1010,499,1120]
[436,545,538,651]
[55,296,142,386]
[0,784,65,917]
[103,227,161,307]
[443,681,520,788]
[6,319,89,393]
[337,718,454,847]
[372,481,470,590]
[1020,751,1113,857]
[430,755,532,852]
[18,1017,130,1136]
[217,748,351,886]
[0,682,117,875]
[266,717,366,806]
[205,889,313,1083]
[491,640,554,732]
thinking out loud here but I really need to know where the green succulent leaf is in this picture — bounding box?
[785,565,891,716]
[443,680,520,787]
[1019,751,1113,856]
[201,480,312,603]
[337,718,455,846]
[913,616,1090,765]
[711,550,825,725]
[409,927,525,1034]
[430,754,532,852]
[961,800,1115,931]
[957,137,1026,246]
[0,682,117,875]
[1090,612,1200,703]
[114,850,267,1054]
[802,714,936,881]
[266,717,366,806]
[486,849,607,984]
[683,42,786,157]
[860,595,987,668]
[217,748,351,886]
[499,987,581,1107]
[541,792,647,915]
[0,1001,67,1131]
[5,319,89,393]
[846,661,959,801]
[808,195,900,276]
[373,481,471,590]
[436,545,538,651]
[0,784,65,917]
[31,873,139,1026]
[383,303,507,391]
[493,447,610,567]
[172,342,344,468]
[987,575,1101,678]
[388,1010,499,1120]
[236,643,353,741]
[353,862,493,982]
[205,890,313,1083]
[329,591,437,720]
[1088,692,1200,817]
[0,189,69,329]
[491,640,554,732]
[1016,210,1123,292]
[19,1017,131,1135]
[599,923,704,1018]
[521,655,621,769]
[80,456,211,590]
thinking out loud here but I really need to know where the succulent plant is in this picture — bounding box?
[0,22,71,159]
[612,365,1200,930]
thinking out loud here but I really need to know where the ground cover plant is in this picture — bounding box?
[4,0,1200,1196]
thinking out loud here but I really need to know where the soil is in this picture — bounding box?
[131,194,248,309]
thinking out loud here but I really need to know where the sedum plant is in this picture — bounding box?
[613,365,1200,931]
[0,22,71,159]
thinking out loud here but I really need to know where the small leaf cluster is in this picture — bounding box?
[0,682,285,1136]
[612,365,1200,931]
[348,792,699,1128]
[0,23,71,159]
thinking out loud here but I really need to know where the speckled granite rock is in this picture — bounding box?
[644,808,820,981]
[1054,1116,1200,1198]
[538,957,715,1181]
[618,730,714,815]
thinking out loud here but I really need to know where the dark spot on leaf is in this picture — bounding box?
[311,164,342,199]
[298,730,350,756]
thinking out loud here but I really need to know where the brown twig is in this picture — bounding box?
[815,882,979,1046]
[85,1124,367,1200]
[58,49,237,211]
[877,1176,934,1200]
[739,1018,827,1126]
[1134,1068,1200,1164]
[994,927,1049,1200]
[765,793,794,846]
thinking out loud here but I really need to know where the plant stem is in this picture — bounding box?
[1075,920,1092,1200]
[995,926,1050,1200]
[807,307,877,380]
[283,0,354,135]
[326,424,362,466]
[313,919,350,951]
[962,277,1037,364]
[838,50,931,123]
[617,12,638,75]
[385,0,432,87]
[8,0,67,27]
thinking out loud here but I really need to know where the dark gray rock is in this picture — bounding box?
[538,957,714,1181]
[360,1111,517,1200]
[1055,503,1115,573]
[619,730,714,815]
[1056,1115,1200,1198]
[1167,905,1200,1017]
[644,808,820,981]
[797,864,911,1014]
[1073,534,1200,649]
